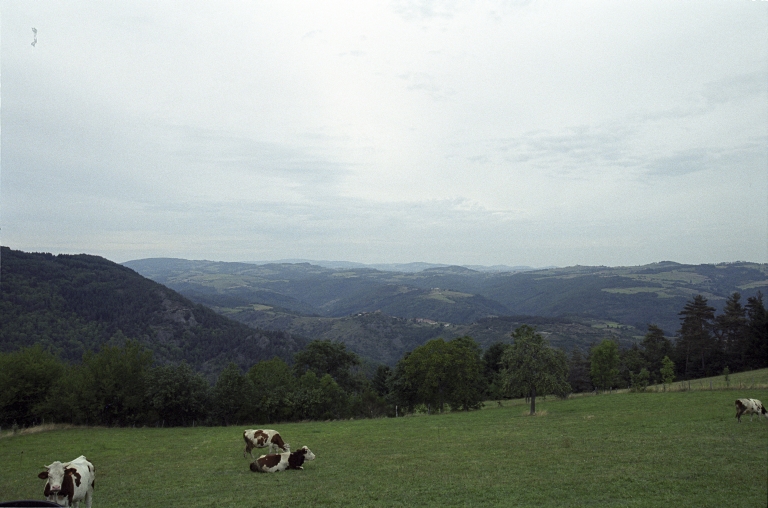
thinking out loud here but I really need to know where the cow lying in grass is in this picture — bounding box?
[249,446,316,473]
[735,398,768,423]
[38,455,95,508]
[243,429,290,458]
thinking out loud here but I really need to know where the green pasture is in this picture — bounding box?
[2,389,766,507]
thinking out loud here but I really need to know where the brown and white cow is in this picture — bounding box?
[249,446,316,473]
[243,429,290,458]
[735,398,768,423]
[38,455,95,508]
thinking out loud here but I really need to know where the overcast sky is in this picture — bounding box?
[2,1,766,267]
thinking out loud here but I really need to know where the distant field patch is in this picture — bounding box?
[251,304,273,311]
[627,270,709,284]
[425,289,473,303]
[738,280,768,289]
[602,287,664,295]
[590,320,624,329]
[330,272,361,278]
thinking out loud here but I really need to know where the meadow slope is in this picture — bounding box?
[2,387,766,507]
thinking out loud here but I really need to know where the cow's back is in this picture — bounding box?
[68,456,95,507]
[251,452,289,473]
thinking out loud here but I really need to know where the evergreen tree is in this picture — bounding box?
[567,348,592,393]
[640,324,673,384]
[715,292,748,371]
[675,295,717,379]
[745,291,768,370]
[483,342,509,400]
[372,365,392,398]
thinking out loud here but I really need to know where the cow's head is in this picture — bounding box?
[299,446,316,461]
[38,461,77,500]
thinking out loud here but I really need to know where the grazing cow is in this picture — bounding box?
[735,398,768,423]
[249,446,316,473]
[38,455,94,508]
[243,429,290,458]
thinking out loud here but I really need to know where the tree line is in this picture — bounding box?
[1,292,765,428]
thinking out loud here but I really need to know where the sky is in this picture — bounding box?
[1,0,767,268]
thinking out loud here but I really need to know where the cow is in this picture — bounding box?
[249,446,316,473]
[243,429,290,458]
[735,398,768,423]
[38,455,94,508]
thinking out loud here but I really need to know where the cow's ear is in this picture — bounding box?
[38,471,49,479]
[65,468,76,475]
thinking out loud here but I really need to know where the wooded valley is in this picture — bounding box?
[1,247,766,428]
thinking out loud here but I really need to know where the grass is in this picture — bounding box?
[646,367,768,392]
[1,387,766,506]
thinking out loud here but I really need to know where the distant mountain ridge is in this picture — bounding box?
[244,259,542,273]
[6,247,764,374]
[123,257,768,365]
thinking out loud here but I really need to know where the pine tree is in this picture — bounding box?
[567,347,592,393]
[640,324,673,384]
[675,295,717,378]
[745,292,767,370]
[715,292,748,371]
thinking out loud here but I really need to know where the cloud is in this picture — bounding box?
[391,0,463,21]
[2,1,766,267]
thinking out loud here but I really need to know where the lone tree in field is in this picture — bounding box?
[501,325,570,415]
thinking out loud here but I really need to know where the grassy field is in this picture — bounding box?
[1,384,766,506]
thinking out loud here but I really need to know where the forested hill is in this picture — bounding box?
[124,257,768,336]
[0,247,305,376]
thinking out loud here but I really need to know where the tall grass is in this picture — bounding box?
[1,385,766,507]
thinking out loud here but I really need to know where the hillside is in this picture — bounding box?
[227,308,639,366]
[122,258,767,365]
[124,258,768,334]
[0,247,305,375]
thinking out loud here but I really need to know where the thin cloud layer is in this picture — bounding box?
[1,0,766,266]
